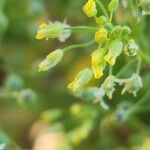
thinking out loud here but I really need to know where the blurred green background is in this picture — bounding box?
[0,0,150,150]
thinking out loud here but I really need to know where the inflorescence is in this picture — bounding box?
[35,0,143,109]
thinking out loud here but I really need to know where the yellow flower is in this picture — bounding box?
[67,68,93,91]
[104,54,116,65]
[104,39,123,65]
[35,23,49,39]
[35,21,71,41]
[95,28,108,44]
[83,0,97,17]
[91,48,106,79]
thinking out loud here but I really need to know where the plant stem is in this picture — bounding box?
[65,26,98,33]
[109,12,113,22]
[139,50,150,65]
[116,58,137,78]
[95,0,109,18]
[63,40,96,52]
[109,65,113,75]
[136,56,141,74]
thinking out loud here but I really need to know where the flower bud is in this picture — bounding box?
[139,0,150,14]
[121,26,131,39]
[108,0,119,13]
[104,39,123,65]
[35,21,71,42]
[122,73,143,97]
[91,48,106,79]
[124,39,139,57]
[38,49,63,72]
[96,16,107,26]
[67,68,93,91]
[101,75,116,99]
[95,28,108,44]
[83,0,97,17]
[109,25,122,40]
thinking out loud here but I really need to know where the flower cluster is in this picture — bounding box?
[35,0,143,109]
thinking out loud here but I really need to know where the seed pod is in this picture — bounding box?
[124,39,139,57]
[38,49,63,72]
[67,68,93,91]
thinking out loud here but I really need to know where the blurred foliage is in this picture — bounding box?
[0,0,150,150]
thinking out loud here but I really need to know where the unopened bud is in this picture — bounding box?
[109,25,122,40]
[95,28,108,44]
[38,49,63,72]
[67,68,93,91]
[124,39,139,57]
[96,16,107,26]
[83,0,97,17]
[121,26,131,39]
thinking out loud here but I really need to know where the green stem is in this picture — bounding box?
[109,12,113,22]
[95,0,109,18]
[65,26,98,33]
[136,56,141,74]
[109,65,113,75]
[135,106,150,113]
[63,40,96,52]
[116,58,137,78]
[139,50,150,65]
